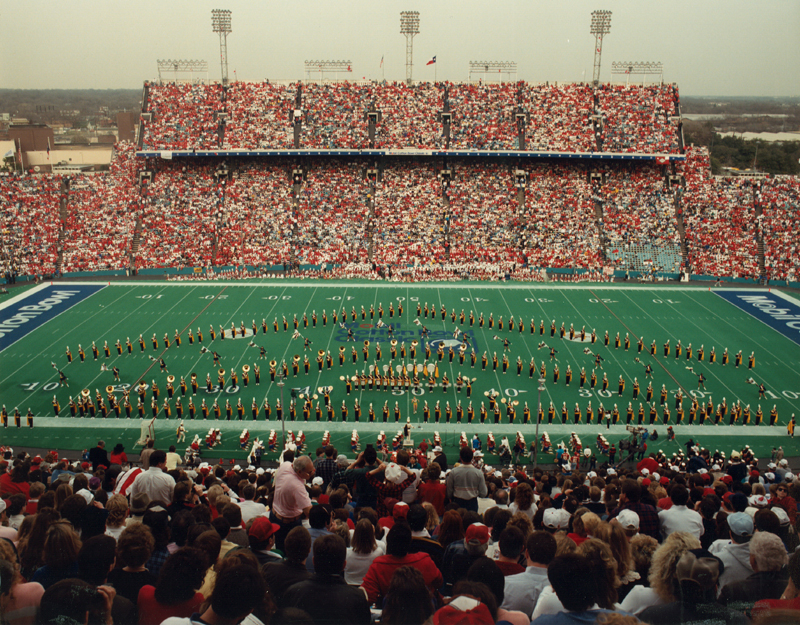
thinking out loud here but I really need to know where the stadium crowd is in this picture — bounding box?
[0,439,798,625]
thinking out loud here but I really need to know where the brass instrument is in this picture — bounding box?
[293,355,300,362]
[242,365,250,373]
[318,349,325,357]
[269,360,277,367]
[167,375,175,384]
[339,346,346,352]
[219,368,226,376]
[390,339,398,347]
[364,340,370,347]
[81,389,91,397]
[105,385,114,394]
[191,373,197,382]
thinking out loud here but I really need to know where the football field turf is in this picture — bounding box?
[1,281,799,465]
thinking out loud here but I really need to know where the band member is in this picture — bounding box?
[59,370,69,387]
[126,337,133,353]
[92,342,100,360]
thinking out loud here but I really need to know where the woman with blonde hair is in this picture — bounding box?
[422,501,440,535]
[105,494,129,541]
[345,518,384,585]
[619,531,701,614]
[30,521,82,590]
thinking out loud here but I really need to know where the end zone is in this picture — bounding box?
[0,285,106,352]
[714,289,800,347]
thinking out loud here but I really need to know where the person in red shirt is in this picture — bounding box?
[417,463,447,516]
[0,463,31,500]
[136,547,207,625]
[360,522,442,606]
[109,444,128,466]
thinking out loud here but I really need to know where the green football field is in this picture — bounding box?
[1,281,799,465]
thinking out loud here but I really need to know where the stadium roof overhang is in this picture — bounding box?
[135,149,684,162]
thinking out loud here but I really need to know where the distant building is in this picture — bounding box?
[8,124,54,168]
[117,112,136,144]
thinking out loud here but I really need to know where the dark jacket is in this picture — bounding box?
[282,573,371,625]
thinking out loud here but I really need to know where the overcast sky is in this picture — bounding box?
[1,0,798,96]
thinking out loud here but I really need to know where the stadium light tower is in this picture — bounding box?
[400,11,420,85]
[211,9,232,86]
[590,10,612,87]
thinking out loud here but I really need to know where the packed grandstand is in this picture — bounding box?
[1,81,798,284]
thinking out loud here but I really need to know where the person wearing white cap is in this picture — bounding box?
[0,499,18,542]
[617,509,640,537]
[658,484,704,541]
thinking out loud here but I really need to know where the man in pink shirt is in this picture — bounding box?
[270,455,314,551]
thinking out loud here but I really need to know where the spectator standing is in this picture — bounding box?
[237,483,267,523]
[109,444,128,466]
[366,461,416,518]
[315,445,338,490]
[417,463,446,516]
[305,505,333,573]
[270,456,314,552]
[139,440,155,470]
[446,447,487,512]
[129,450,175,505]
[88,441,111,471]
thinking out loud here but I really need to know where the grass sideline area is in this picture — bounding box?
[1,280,799,466]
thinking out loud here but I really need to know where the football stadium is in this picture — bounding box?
[1,4,800,622]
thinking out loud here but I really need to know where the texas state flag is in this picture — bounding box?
[426,56,436,65]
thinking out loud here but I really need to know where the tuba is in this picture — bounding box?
[242,364,250,373]
[364,340,370,347]
[105,385,114,394]
[167,375,175,384]
[81,389,91,398]
[191,373,197,382]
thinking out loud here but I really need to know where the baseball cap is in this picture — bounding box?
[785,472,794,482]
[606,468,616,476]
[76,489,95,505]
[433,598,494,625]
[433,446,443,453]
[617,509,640,530]
[249,517,280,542]
[392,502,409,519]
[771,507,790,527]
[384,463,405,484]
[543,508,570,530]
[721,475,733,485]
[465,523,490,545]
[748,495,768,508]
[311,476,324,487]
[640,468,650,476]
[727,512,754,537]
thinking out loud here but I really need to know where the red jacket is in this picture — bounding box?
[360,552,442,605]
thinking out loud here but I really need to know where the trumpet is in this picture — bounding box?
[242,364,250,373]
[105,385,115,394]
[167,375,175,384]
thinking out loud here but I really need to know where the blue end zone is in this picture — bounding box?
[0,285,106,352]
[714,290,800,346]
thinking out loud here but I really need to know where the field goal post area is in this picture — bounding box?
[135,418,157,448]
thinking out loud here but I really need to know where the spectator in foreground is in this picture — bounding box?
[379,565,435,625]
[360,522,442,606]
[718,530,788,609]
[751,549,800,620]
[38,579,115,625]
[531,553,620,625]
[260,525,312,604]
[639,549,748,625]
[162,562,267,625]
[137,547,207,625]
[282,534,371,625]
[0,543,44,625]
[107,522,157,605]
[502,530,557,615]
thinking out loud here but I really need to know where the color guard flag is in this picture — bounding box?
[426,56,436,65]
[380,55,384,67]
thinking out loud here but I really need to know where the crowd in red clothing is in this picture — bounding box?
[2,139,799,282]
